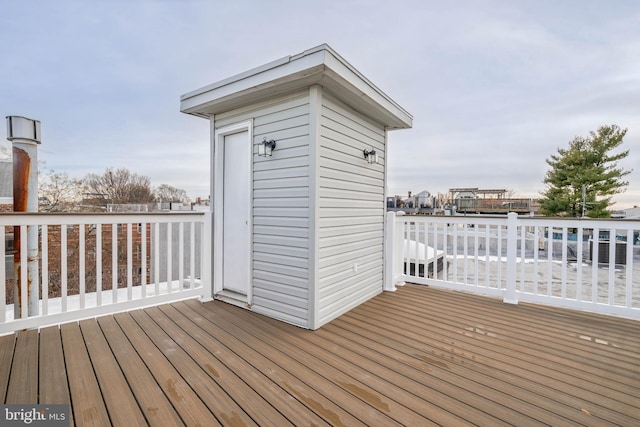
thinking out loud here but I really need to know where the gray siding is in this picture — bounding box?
[317,93,386,325]
[215,92,311,327]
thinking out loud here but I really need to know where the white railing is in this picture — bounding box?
[386,212,640,320]
[0,212,211,334]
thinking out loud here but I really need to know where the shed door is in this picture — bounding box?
[222,129,251,295]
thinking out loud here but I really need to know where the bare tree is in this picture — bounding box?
[83,168,155,208]
[154,184,189,203]
[39,169,84,212]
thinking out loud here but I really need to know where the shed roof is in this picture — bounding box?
[180,44,412,130]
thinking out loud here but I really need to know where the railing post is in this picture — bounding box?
[384,211,397,291]
[200,211,214,302]
[504,212,518,304]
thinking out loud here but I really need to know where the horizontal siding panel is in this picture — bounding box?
[253,270,308,289]
[319,267,382,302]
[253,207,309,218]
[254,224,308,238]
[318,178,383,196]
[319,155,383,181]
[318,245,380,271]
[319,216,381,228]
[253,103,310,127]
[251,297,308,328]
[318,166,381,187]
[319,230,381,248]
[319,198,382,210]
[252,288,308,310]
[254,261,308,279]
[317,281,381,325]
[253,135,309,153]
[320,121,384,154]
[319,222,381,238]
[254,166,308,181]
[322,94,385,141]
[253,233,308,248]
[216,92,309,126]
[254,243,308,259]
[253,278,308,299]
[255,187,309,199]
[254,176,308,190]
[254,197,309,208]
[254,124,310,142]
[254,144,309,162]
[319,208,384,218]
[318,237,383,261]
[254,115,309,137]
[253,252,308,269]
[318,253,381,287]
[318,223,383,239]
[253,216,308,228]
[254,156,309,172]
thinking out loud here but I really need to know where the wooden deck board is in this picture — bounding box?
[168,301,337,427]
[38,326,71,407]
[6,329,38,404]
[60,322,111,426]
[96,315,184,426]
[0,333,15,403]
[113,312,221,426]
[149,304,296,427]
[0,284,638,426]
[78,319,147,426]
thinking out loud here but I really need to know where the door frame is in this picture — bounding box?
[213,120,253,305]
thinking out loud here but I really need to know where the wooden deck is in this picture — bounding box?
[0,284,638,426]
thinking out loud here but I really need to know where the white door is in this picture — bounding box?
[221,129,251,295]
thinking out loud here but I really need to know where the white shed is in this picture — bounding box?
[181,44,412,329]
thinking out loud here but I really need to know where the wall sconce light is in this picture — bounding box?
[259,138,277,157]
[363,148,378,164]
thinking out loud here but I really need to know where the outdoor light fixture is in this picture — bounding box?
[363,148,378,164]
[259,138,277,157]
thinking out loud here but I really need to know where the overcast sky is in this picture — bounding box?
[1,0,639,208]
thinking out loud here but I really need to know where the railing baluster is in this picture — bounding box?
[112,223,118,303]
[61,224,67,313]
[179,222,184,291]
[41,225,48,316]
[79,223,86,309]
[591,227,599,303]
[561,226,568,299]
[452,222,458,284]
[519,223,526,292]
[154,222,160,296]
[96,223,102,306]
[608,228,616,305]
[484,224,490,289]
[576,226,583,301]
[142,222,147,297]
[496,224,503,290]
[547,226,553,297]
[473,223,479,287]
[190,221,196,289]
[167,222,173,293]
[626,229,633,308]
[127,223,133,301]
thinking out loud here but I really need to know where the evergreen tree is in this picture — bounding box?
[540,125,631,217]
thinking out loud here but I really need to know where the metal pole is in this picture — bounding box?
[7,116,41,318]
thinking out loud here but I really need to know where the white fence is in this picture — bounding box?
[386,212,640,320]
[0,212,211,334]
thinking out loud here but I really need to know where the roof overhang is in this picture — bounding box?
[180,44,412,130]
